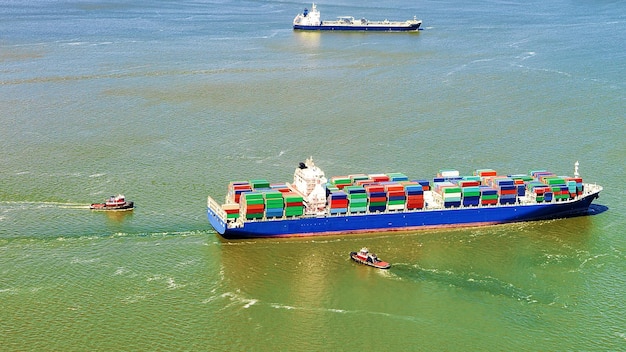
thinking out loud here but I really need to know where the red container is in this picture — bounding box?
[243,204,265,212]
[458,180,480,187]
[384,184,405,192]
[368,196,387,203]
[406,201,424,209]
[364,185,385,193]
[285,202,303,207]
[330,199,349,208]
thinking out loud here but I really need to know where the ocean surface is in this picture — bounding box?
[1,0,625,350]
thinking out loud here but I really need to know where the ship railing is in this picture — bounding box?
[207,196,228,221]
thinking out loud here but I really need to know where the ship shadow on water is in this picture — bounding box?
[102,209,134,223]
[587,203,608,216]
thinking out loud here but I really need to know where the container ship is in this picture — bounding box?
[293,3,422,32]
[207,158,602,239]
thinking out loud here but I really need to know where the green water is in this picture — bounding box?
[1,0,624,350]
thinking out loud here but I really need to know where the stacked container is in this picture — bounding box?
[414,180,431,191]
[349,174,370,185]
[494,178,517,204]
[458,180,480,207]
[404,182,424,209]
[474,169,497,177]
[566,177,583,196]
[434,181,462,208]
[387,172,409,182]
[264,191,284,218]
[368,173,391,183]
[330,176,352,189]
[345,185,368,213]
[283,192,304,217]
[328,189,348,214]
[249,179,270,189]
[480,186,498,205]
[241,192,265,220]
[365,184,387,212]
[228,181,253,203]
[385,183,407,211]
[221,203,241,219]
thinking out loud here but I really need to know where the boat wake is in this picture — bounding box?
[204,289,426,323]
[0,201,91,210]
[390,263,552,304]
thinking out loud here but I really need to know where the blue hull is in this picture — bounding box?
[208,190,600,240]
[293,24,421,32]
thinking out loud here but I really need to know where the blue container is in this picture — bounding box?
[495,178,515,186]
[368,205,387,212]
[330,208,347,214]
[444,201,461,208]
[499,198,517,205]
[462,197,480,206]
[329,191,347,199]
[414,180,431,188]
[480,186,498,196]
[368,191,387,198]
[265,209,284,217]
[388,196,406,202]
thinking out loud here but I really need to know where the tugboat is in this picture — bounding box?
[350,247,391,269]
[90,194,134,211]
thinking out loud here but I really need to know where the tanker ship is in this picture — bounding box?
[293,3,422,32]
[207,158,602,239]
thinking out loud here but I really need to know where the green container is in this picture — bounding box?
[388,199,406,205]
[285,207,303,216]
[348,193,368,199]
[387,172,409,181]
[545,177,565,185]
[349,198,368,205]
[462,191,480,197]
[443,187,461,194]
[326,185,340,192]
[350,175,370,182]
[264,191,284,199]
[243,198,264,205]
[245,213,264,220]
[249,179,270,188]
[265,199,284,208]
[243,192,264,200]
[349,206,367,213]
[462,176,481,181]
[481,194,499,200]
[284,195,303,203]
[331,178,352,185]
[369,201,387,207]
[226,213,240,219]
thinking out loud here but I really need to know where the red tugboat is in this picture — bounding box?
[90,194,134,211]
[350,247,391,269]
